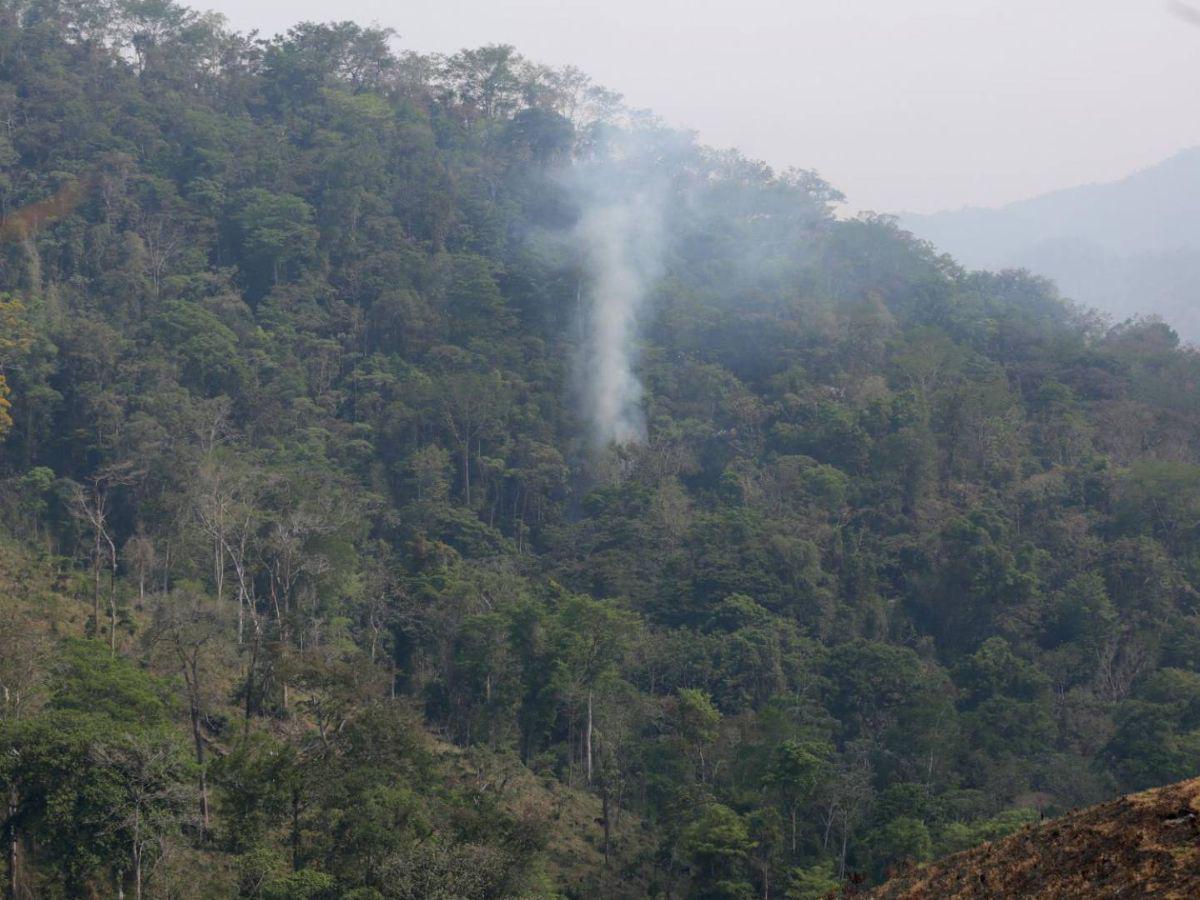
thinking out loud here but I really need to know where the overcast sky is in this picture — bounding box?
[199,0,1200,214]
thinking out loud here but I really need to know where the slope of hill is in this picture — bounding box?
[869,777,1200,899]
[0,538,654,899]
[903,148,1200,339]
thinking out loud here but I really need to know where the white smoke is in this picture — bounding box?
[561,123,689,449]
[577,192,662,446]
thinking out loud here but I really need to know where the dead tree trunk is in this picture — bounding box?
[7,783,18,900]
[586,689,594,786]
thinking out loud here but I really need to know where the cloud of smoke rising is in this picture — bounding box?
[576,190,663,446]
[558,120,723,450]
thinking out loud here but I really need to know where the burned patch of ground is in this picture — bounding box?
[868,778,1200,899]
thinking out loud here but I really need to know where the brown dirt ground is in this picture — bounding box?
[867,778,1200,899]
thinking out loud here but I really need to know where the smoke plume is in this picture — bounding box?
[569,134,670,449]
[577,193,662,446]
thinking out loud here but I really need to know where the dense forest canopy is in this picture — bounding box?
[2,1,1200,897]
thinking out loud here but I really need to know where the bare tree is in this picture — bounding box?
[72,462,138,654]
[261,483,348,710]
[0,597,47,900]
[146,587,228,840]
[122,530,157,607]
[134,210,186,300]
[192,460,234,611]
[222,502,260,646]
[92,735,192,900]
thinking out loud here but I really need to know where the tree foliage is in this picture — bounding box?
[2,1,1200,895]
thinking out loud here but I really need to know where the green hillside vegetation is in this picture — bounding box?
[2,1,1200,897]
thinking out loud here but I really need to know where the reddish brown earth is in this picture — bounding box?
[867,778,1200,898]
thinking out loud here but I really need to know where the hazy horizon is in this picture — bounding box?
[197,0,1200,214]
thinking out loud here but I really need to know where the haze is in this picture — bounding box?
[197,0,1200,214]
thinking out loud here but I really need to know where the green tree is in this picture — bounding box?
[765,738,832,855]
[682,804,755,900]
[673,689,721,784]
[229,190,319,298]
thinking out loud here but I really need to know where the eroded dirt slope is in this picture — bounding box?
[869,777,1200,899]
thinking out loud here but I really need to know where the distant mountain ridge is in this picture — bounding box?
[903,148,1200,340]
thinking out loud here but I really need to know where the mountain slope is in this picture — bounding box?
[6,2,1200,897]
[870,777,1200,899]
[903,148,1200,339]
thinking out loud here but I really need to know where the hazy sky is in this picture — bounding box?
[200,0,1200,214]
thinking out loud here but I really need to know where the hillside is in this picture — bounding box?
[0,538,655,898]
[869,776,1200,899]
[903,148,1200,340]
[4,1,1200,897]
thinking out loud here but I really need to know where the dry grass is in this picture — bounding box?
[868,778,1200,899]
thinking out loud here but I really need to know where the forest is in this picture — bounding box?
[2,1,1200,897]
